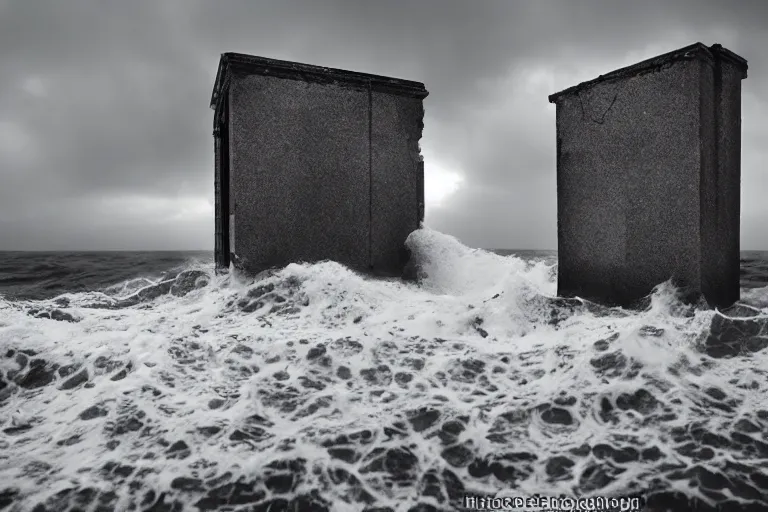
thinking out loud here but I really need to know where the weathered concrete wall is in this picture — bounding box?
[370,93,425,274]
[212,54,428,277]
[213,129,223,268]
[228,74,371,275]
[549,43,747,308]
[702,54,744,306]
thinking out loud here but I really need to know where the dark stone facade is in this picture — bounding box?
[211,54,428,276]
[549,43,748,308]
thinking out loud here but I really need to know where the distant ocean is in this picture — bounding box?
[1,229,768,511]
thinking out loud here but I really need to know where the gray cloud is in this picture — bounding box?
[0,0,766,250]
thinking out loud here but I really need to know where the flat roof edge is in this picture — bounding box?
[710,44,749,76]
[548,43,748,104]
[210,53,429,108]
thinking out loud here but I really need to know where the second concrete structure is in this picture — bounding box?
[549,42,748,308]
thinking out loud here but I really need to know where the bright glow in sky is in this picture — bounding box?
[422,151,464,208]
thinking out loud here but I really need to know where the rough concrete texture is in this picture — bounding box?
[213,95,231,270]
[213,132,223,267]
[549,43,747,308]
[702,52,744,307]
[211,54,427,276]
[229,74,371,274]
[370,92,425,274]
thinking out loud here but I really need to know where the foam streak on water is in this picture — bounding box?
[1,228,768,512]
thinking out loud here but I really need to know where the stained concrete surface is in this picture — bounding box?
[211,54,428,277]
[549,43,747,308]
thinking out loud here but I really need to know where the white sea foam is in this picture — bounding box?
[1,227,767,511]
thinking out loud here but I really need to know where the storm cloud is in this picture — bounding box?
[0,0,766,250]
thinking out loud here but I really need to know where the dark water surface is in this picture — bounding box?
[2,249,767,301]
[0,251,212,301]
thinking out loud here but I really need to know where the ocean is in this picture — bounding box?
[1,228,768,512]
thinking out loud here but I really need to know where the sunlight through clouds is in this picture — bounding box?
[422,150,464,208]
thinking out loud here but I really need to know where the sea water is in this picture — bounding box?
[1,228,767,512]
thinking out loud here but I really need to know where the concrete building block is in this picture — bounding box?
[210,54,428,276]
[549,43,747,308]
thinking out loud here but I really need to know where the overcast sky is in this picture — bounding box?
[0,0,766,251]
